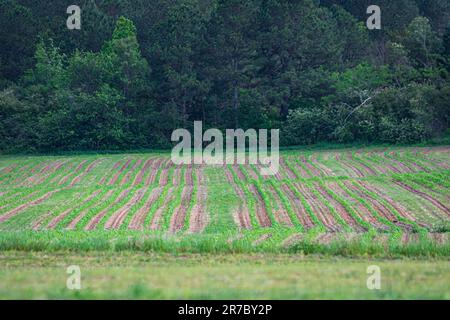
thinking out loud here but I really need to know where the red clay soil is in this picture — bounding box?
[393,181,450,217]
[120,159,143,186]
[70,159,101,186]
[150,187,175,230]
[188,179,209,233]
[128,187,162,230]
[66,190,115,229]
[104,188,147,229]
[133,159,153,186]
[225,169,252,229]
[248,184,272,227]
[281,183,315,229]
[294,183,340,232]
[267,185,294,227]
[46,190,102,229]
[280,157,298,180]
[0,189,62,224]
[169,186,194,233]
[108,159,132,185]
[84,188,131,230]
[318,183,375,231]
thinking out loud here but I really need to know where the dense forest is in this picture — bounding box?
[0,0,449,152]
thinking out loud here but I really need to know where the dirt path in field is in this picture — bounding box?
[46,190,102,229]
[104,188,147,229]
[294,183,340,232]
[150,187,175,230]
[128,187,162,230]
[169,186,194,233]
[70,159,101,186]
[188,185,209,233]
[249,184,271,227]
[133,159,153,186]
[225,169,252,229]
[108,159,132,185]
[66,190,115,229]
[0,189,62,224]
[281,184,315,229]
[84,188,131,230]
[393,181,450,217]
[267,185,293,227]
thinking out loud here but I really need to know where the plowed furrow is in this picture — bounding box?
[225,169,252,229]
[150,187,175,230]
[0,189,61,224]
[108,159,132,185]
[294,183,340,232]
[84,189,131,230]
[281,184,314,229]
[316,184,367,231]
[66,190,115,229]
[188,183,209,233]
[267,185,293,227]
[104,188,147,229]
[128,187,162,230]
[133,159,153,186]
[46,190,102,229]
[169,186,193,233]
[248,184,271,227]
[394,181,450,217]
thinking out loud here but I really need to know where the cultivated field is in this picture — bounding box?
[0,146,449,255]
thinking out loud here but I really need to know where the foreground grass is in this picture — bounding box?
[0,251,448,299]
[0,230,448,258]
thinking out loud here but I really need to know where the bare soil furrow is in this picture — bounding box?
[0,189,61,224]
[294,183,340,232]
[248,184,271,227]
[225,169,252,229]
[169,186,194,233]
[281,184,315,229]
[267,185,293,227]
[46,190,102,229]
[393,181,450,217]
[108,159,132,185]
[84,189,131,230]
[105,188,147,229]
[128,187,162,230]
[188,183,209,233]
[150,187,175,230]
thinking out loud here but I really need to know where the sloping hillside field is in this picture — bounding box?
[0,146,449,255]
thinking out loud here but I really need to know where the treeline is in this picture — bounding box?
[0,0,449,152]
